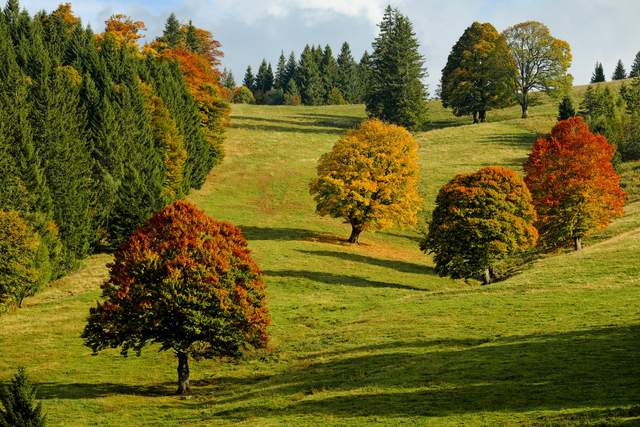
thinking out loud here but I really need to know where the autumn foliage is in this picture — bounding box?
[310,119,422,243]
[82,200,270,394]
[524,117,626,250]
[98,14,146,48]
[422,167,538,284]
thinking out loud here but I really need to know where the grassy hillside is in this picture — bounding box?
[1,83,639,426]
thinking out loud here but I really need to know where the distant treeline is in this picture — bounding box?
[0,0,228,308]
[231,42,370,106]
[591,53,640,83]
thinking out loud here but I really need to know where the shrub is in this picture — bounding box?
[422,166,538,284]
[0,367,45,427]
[263,88,284,105]
[82,200,270,395]
[310,119,422,243]
[232,85,255,104]
[326,87,346,105]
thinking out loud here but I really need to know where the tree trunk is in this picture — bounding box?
[521,92,529,118]
[348,224,362,244]
[483,268,492,285]
[472,111,478,124]
[479,110,486,122]
[574,237,582,251]
[176,352,191,395]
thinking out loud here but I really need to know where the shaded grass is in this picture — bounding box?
[1,82,639,426]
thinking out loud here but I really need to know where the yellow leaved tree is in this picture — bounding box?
[310,119,422,243]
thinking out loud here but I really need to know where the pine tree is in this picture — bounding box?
[243,65,255,92]
[357,50,371,103]
[298,45,323,105]
[0,368,45,427]
[284,79,301,105]
[366,6,428,129]
[255,59,273,93]
[185,20,199,51]
[612,59,627,80]
[221,68,235,89]
[274,51,287,89]
[284,51,297,87]
[591,61,605,83]
[630,51,640,78]
[336,42,358,103]
[558,95,576,120]
[320,44,338,103]
[162,13,181,48]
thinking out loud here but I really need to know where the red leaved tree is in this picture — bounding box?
[82,200,270,395]
[524,117,625,250]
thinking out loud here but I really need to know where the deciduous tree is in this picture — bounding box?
[503,21,572,118]
[422,167,537,284]
[310,119,422,243]
[524,117,625,250]
[83,200,270,395]
[441,22,517,123]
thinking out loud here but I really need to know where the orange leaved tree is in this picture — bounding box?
[422,167,538,284]
[524,116,625,250]
[310,119,422,243]
[82,200,270,395]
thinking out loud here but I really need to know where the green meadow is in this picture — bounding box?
[1,83,639,426]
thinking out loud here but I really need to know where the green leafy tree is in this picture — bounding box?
[612,59,627,80]
[558,95,576,120]
[298,45,323,105]
[441,21,517,123]
[422,167,538,284]
[503,21,572,118]
[591,61,605,83]
[366,6,428,129]
[336,42,359,103]
[83,200,270,395]
[232,85,255,104]
[0,368,45,427]
[326,87,346,105]
[630,51,640,78]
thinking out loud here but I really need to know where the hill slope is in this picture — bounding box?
[1,84,639,426]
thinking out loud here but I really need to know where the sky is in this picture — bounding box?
[19,0,640,93]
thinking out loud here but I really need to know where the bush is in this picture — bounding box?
[0,211,45,309]
[263,88,284,105]
[422,166,538,284]
[326,87,346,105]
[284,93,301,106]
[232,86,255,104]
[0,367,46,427]
[82,200,270,395]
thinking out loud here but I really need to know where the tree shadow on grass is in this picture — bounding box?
[32,382,172,400]
[230,122,346,135]
[239,226,346,245]
[297,250,434,275]
[202,325,640,420]
[263,270,429,291]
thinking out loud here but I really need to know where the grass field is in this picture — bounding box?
[1,84,639,426]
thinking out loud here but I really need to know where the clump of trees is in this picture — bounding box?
[0,1,228,310]
[310,119,422,244]
[83,200,270,395]
[503,21,572,118]
[441,22,517,123]
[240,43,368,106]
[422,167,538,284]
[524,117,625,251]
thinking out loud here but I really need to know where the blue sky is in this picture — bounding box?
[19,0,640,92]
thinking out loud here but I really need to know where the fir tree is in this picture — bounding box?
[185,20,199,52]
[591,61,605,83]
[557,95,576,120]
[336,42,358,103]
[162,13,181,48]
[243,65,255,92]
[630,51,640,78]
[357,50,372,103]
[221,68,235,90]
[284,79,301,105]
[320,44,338,103]
[298,45,323,105]
[0,368,45,427]
[284,51,297,88]
[366,6,428,129]
[612,59,627,80]
[274,51,287,89]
